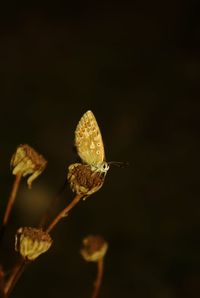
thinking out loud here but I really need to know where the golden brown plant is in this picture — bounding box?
[81,235,108,298]
[3,228,52,297]
[11,144,47,188]
[0,111,116,298]
[15,227,52,261]
[1,145,47,241]
[67,163,105,196]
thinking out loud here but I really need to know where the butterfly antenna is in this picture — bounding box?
[108,161,129,168]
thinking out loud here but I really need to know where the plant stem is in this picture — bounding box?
[92,258,104,298]
[38,182,67,229]
[2,174,22,227]
[0,174,22,242]
[4,259,29,298]
[45,194,83,233]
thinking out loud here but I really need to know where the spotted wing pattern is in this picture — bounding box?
[75,110,105,166]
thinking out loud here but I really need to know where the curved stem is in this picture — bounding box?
[92,258,104,298]
[45,194,82,233]
[4,259,29,298]
[38,182,67,229]
[2,174,22,227]
[0,174,22,243]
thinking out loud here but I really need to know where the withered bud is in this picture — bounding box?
[15,227,52,261]
[11,144,47,188]
[80,235,108,262]
[67,163,104,196]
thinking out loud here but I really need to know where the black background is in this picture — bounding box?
[0,1,199,297]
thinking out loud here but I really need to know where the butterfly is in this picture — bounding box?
[75,110,109,175]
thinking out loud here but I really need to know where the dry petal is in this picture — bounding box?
[67,163,105,196]
[80,235,108,262]
[11,144,47,188]
[15,227,52,261]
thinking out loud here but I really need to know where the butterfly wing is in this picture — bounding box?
[75,110,105,165]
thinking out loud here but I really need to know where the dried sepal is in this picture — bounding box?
[15,227,52,261]
[80,235,108,262]
[11,144,47,188]
[67,163,105,196]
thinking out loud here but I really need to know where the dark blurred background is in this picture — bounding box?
[0,0,199,297]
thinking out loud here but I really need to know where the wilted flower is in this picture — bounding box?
[11,144,47,188]
[80,235,108,262]
[67,163,105,196]
[15,227,52,261]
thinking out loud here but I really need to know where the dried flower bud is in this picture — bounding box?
[15,227,52,261]
[11,144,47,188]
[67,163,105,196]
[80,235,108,262]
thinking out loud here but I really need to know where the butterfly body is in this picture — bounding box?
[75,110,109,175]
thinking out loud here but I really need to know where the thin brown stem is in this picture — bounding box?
[38,183,66,229]
[2,174,22,227]
[4,259,29,298]
[45,194,83,233]
[92,258,104,298]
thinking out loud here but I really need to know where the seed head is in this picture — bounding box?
[15,227,52,261]
[11,144,47,188]
[67,163,105,196]
[80,235,108,262]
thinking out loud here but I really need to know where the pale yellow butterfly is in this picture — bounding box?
[75,110,109,174]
